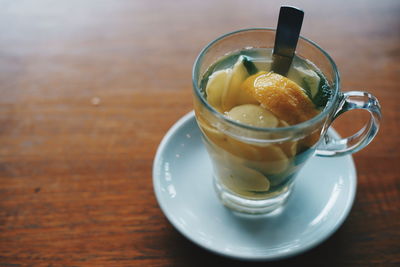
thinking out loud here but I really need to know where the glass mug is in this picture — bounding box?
[192,28,381,214]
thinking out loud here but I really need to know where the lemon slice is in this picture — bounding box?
[241,72,319,125]
[226,104,279,128]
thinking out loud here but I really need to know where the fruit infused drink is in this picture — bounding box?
[195,48,332,199]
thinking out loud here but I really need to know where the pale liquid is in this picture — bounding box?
[197,48,331,199]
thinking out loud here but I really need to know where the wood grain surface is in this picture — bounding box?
[0,0,399,266]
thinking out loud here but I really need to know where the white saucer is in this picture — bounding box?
[153,111,357,261]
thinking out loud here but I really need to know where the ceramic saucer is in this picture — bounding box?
[153,111,356,261]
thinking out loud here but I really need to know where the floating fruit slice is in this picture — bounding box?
[226,104,279,128]
[288,65,320,98]
[217,161,270,194]
[277,120,298,157]
[206,56,258,112]
[197,115,225,143]
[249,144,289,174]
[241,71,319,125]
[221,56,258,111]
[205,69,231,112]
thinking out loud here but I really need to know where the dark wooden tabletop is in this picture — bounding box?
[0,0,399,266]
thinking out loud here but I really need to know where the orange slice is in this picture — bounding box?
[241,71,319,125]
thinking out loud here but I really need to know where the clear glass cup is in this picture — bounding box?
[192,28,381,214]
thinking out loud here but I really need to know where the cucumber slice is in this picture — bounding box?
[242,56,273,74]
[288,65,320,98]
[312,79,332,109]
[242,56,258,75]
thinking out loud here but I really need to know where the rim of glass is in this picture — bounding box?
[192,28,340,133]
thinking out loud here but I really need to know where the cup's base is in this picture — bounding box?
[214,179,293,215]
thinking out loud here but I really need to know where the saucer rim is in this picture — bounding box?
[152,111,357,261]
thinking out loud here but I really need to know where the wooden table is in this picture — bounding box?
[0,0,398,266]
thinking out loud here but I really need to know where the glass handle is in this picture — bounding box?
[315,91,381,157]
